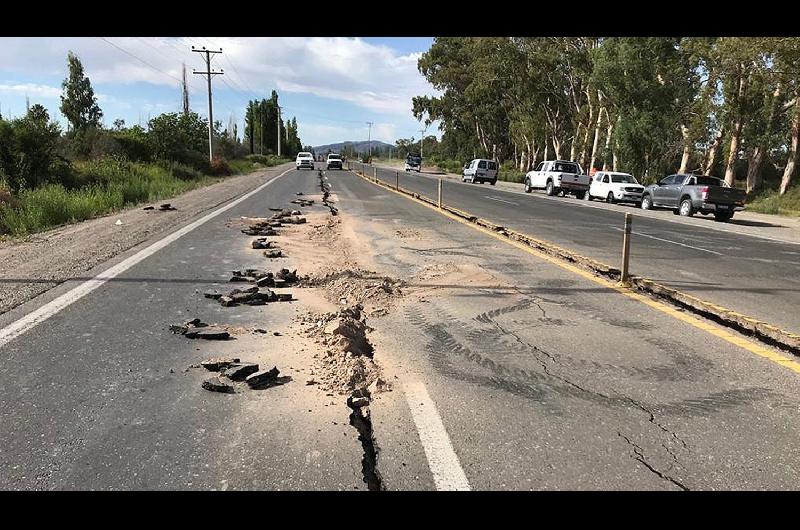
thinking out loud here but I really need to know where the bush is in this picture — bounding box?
[747,186,800,216]
[209,157,232,176]
[246,154,270,164]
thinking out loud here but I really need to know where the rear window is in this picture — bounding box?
[298,152,312,158]
[487,161,497,170]
[554,162,579,173]
[693,176,724,186]
[328,154,340,159]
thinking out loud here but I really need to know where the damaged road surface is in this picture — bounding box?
[0,167,370,490]
[4,164,800,491]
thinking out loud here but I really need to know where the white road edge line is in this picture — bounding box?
[404,380,471,491]
[612,226,723,255]
[0,167,294,349]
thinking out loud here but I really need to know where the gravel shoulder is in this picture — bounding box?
[0,163,294,315]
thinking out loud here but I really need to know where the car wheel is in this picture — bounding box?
[524,178,532,193]
[679,198,694,217]
[606,192,616,204]
[490,180,496,186]
[574,191,586,200]
[585,191,592,201]
[641,195,652,210]
[545,180,555,196]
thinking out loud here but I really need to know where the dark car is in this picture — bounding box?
[405,154,422,172]
[640,174,746,221]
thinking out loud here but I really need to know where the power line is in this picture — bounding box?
[98,37,182,84]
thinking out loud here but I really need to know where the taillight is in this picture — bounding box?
[700,186,709,200]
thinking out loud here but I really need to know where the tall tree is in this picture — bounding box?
[60,51,102,133]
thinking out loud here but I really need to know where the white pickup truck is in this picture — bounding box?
[524,160,590,199]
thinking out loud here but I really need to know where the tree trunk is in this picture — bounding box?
[724,70,749,187]
[552,136,561,160]
[704,125,725,176]
[679,124,691,173]
[544,133,549,162]
[602,108,614,171]
[589,96,605,172]
[580,91,594,169]
[780,96,800,195]
[746,146,764,193]
[613,115,621,171]
[569,125,579,161]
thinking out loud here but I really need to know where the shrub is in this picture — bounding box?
[209,157,232,176]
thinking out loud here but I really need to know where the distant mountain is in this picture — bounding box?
[312,140,394,154]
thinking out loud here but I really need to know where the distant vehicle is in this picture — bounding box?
[405,153,422,172]
[296,152,315,170]
[462,159,498,185]
[524,160,589,199]
[326,153,343,170]
[587,171,644,204]
[640,174,746,221]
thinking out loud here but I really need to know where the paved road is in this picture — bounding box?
[353,162,800,335]
[4,164,800,490]
[0,168,366,490]
[327,169,800,490]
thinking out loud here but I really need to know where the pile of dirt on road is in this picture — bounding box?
[304,268,404,315]
[298,305,389,396]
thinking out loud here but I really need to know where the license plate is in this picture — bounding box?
[718,205,729,210]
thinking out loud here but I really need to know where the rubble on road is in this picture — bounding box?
[291,198,314,207]
[143,206,155,210]
[264,249,284,258]
[170,319,231,340]
[251,238,276,249]
[201,357,241,371]
[202,376,235,393]
[160,203,177,211]
[245,366,280,388]
[304,269,403,310]
[300,304,385,396]
[222,362,260,381]
[213,284,294,307]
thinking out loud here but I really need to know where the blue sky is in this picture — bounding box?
[0,37,439,147]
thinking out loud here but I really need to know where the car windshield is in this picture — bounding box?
[407,156,421,164]
[611,174,637,184]
[328,155,340,160]
[298,153,312,158]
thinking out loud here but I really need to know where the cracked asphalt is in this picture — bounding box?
[329,169,800,490]
[3,164,800,490]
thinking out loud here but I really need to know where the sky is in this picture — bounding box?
[0,37,440,148]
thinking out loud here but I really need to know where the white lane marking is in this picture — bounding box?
[404,380,471,491]
[485,195,519,206]
[612,226,723,255]
[0,168,293,349]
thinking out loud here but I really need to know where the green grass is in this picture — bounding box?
[746,186,800,217]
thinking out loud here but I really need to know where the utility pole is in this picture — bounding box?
[419,128,426,160]
[192,46,224,163]
[366,121,373,163]
[277,105,281,157]
[181,63,190,115]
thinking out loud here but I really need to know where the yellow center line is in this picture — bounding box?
[353,169,800,375]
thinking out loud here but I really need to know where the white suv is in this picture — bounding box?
[296,152,315,170]
[587,171,644,204]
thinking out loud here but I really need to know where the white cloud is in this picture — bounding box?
[0,82,61,98]
[0,37,436,117]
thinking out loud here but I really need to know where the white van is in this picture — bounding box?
[462,159,498,185]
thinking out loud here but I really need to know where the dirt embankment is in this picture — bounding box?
[0,165,293,316]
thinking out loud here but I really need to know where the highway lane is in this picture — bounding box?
[326,169,800,490]
[0,168,367,490]
[353,162,800,335]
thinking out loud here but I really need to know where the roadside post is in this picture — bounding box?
[438,179,443,209]
[396,171,399,191]
[620,213,632,285]
[374,167,377,183]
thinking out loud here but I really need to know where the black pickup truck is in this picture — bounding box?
[640,174,746,222]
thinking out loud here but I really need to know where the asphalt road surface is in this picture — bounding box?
[2,165,800,490]
[354,162,800,335]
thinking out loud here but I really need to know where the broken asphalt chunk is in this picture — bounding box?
[264,249,283,258]
[204,291,223,300]
[222,362,259,381]
[183,327,231,340]
[201,357,241,371]
[202,376,234,393]
[245,367,280,388]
